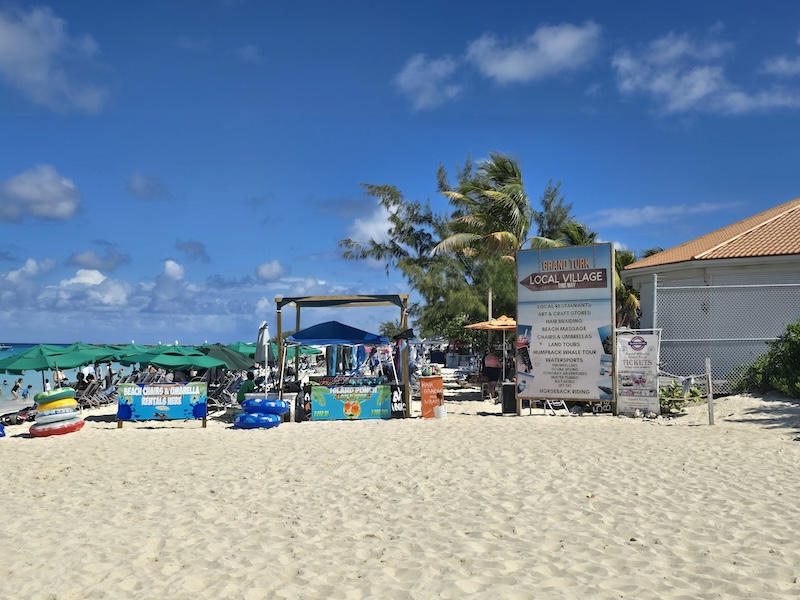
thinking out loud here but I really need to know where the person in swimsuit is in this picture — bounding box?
[482,348,502,400]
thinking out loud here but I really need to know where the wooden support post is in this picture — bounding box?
[705,357,714,426]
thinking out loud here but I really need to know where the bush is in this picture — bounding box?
[659,379,703,413]
[734,319,800,399]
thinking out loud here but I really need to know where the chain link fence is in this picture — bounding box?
[653,283,800,394]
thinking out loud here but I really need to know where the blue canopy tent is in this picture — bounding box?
[286,321,389,347]
[286,321,389,379]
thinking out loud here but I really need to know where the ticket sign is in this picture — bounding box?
[616,331,661,415]
[116,382,208,424]
[420,376,444,419]
[516,244,615,404]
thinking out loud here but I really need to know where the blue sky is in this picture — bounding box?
[1,1,799,344]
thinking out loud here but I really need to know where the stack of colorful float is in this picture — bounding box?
[233,397,289,429]
[30,387,85,438]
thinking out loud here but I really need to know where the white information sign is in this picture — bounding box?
[615,331,661,415]
[516,244,615,403]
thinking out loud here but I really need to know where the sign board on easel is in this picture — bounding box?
[420,376,444,418]
[615,330,661,415]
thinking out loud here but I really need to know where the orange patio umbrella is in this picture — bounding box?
[464,315,517,380]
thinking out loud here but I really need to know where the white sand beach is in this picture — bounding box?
[1,373,799,599]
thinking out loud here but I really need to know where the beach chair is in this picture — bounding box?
[94,383,118,405]
[207,372,243,412]
[75,381,102,409]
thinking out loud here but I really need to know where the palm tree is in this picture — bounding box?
[615,248,641,328]
[558,221,599,246]
[433,153,567,261]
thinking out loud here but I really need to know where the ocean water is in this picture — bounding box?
[0,343,120,417]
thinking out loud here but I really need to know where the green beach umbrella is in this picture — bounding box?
[199,343,256,371]
[228,342,257,357]
[63,342,121,363]
[120,346,226,370]
[0,344,100,389]
[0,344,98,374]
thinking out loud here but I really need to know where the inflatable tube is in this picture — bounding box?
[34,387,76,404]
[35,398,79,413]
[35,408,80,425]
[29,417,85,438]
[234,412,281,429]
[241,398,289,415]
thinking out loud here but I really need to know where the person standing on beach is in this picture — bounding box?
[11,378,22,400]
[44,379,51,392]
[482,348,502,400]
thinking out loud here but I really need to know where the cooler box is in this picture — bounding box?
[502,382,516,414]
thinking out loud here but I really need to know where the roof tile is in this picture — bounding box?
[625,197,800,270]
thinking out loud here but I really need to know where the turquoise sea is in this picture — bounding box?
[0,343,121,417]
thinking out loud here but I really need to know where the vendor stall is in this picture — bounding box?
[275,294,411,417]
[285,321,405,422]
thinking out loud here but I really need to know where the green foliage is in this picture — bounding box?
[659,379,703,412]
[434,152,536,260]
[733,319,800,398]
[535,179,574,240]
[614,249,641,328]
[378,320,405,340]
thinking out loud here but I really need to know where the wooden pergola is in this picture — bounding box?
[274,294,411,417]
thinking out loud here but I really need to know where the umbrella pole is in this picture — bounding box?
[502,332,506,381]
[389,347,399,384]
[279,344,288,400]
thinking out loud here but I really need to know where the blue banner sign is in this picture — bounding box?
[307,382,392,420]
[117,382,208,421]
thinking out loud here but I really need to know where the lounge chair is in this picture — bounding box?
[207,372,244,412]
[75,381,102,409]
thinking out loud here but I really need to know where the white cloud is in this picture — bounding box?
[142,260,198,313]
[162,260,185,280]
[466,21,601,84]
[56,269,130,307]
[256,260,285,281]
[612,30,800,114]
[0,6,108,112]
[346,203,392,244]
[255,297,272,316]
[60,269,106,286]
[87,280,129,306]
[763,55,800,77]
[0,165,81,222]
[5,258,56,283]
[127,173,169,200]
[589,202,735,228]
[394,53,462,111]
[285,276,333,297]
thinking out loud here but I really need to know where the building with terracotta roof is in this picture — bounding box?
[622,197,800,391]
